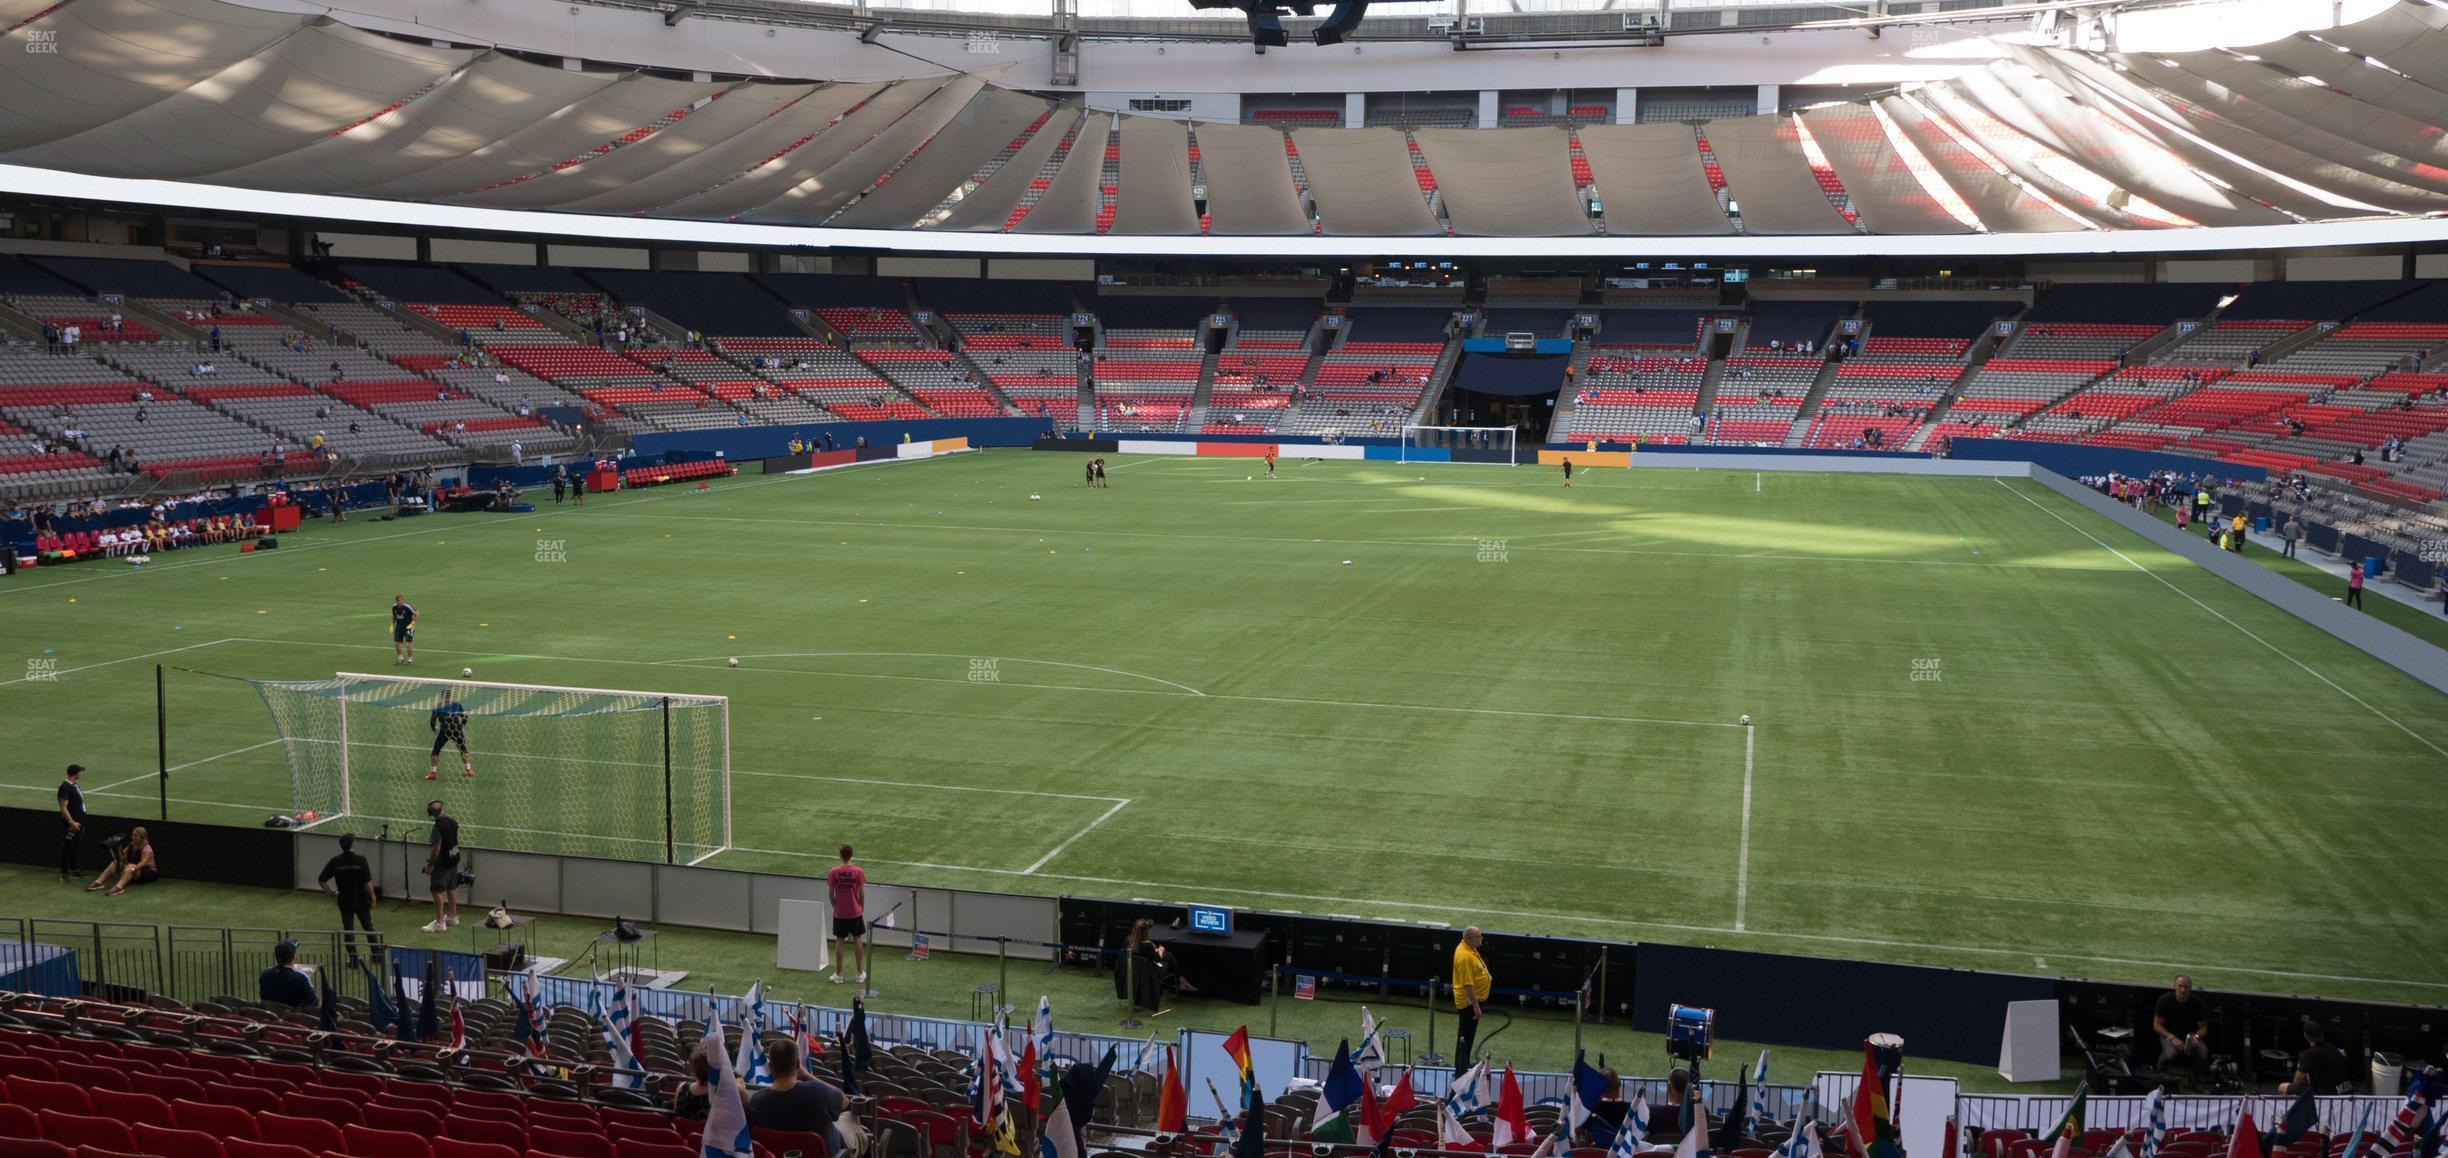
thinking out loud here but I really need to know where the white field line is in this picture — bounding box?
[88,738,287,792]
[1735,722,1756,932]
[1995,478,2448,759]
[0,638,238,688]
[1022,798,1133,875]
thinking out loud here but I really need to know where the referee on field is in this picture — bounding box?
[1451,926,1491,1075]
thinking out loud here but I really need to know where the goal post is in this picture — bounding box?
[250,672,731,865]
[1400,425,1519,465]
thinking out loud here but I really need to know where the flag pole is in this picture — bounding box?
[1421,980,1445,1069]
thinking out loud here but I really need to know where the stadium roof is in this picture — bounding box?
[1,0,2446,254]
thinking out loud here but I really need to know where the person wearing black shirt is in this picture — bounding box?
[391,595,418,666]
[2154,974,2210,1077]
[421,800,461,934]
[56,765,84,882]
[258,940,315,1009]
[747,1038,846,1152]
[318,833,377,964]
[2285,1022,2354,1095]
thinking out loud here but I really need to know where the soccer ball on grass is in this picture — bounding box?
[461,667,474,677]
[727,657,740,668]
[1738,713,1752,726]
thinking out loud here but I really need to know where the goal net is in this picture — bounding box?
[1401,425,1519,465]
[251,672,730,865]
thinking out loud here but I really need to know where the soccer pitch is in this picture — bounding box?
[4,451,2444,1007]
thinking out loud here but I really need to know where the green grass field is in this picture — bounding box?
[5,450,2445,1011]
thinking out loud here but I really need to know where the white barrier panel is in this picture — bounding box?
[1117,440,1200,455]
[775,898,832,972]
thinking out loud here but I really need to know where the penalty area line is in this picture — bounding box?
[1022,798,1131,875]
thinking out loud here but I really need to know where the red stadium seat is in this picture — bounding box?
[753,1129,831,1158]
[529,1125,616,1158]
[37,1112,134,1153]
[0,1056,56,1081]
[221,1143,316,1158]
[132,1125,228,1158]
[282,1090,363,1127]
[258,1113,348,1153]
[342,1124,435,1158]
[202,1083,283,1115]
[617,1140,697,1158]
[0,1105,36,1137]
[86,1089,175,1130]
[384,1079,455,1108]
[362,1104,443,1135]
[442,1116,526,1148]
[0,1143,69,1158]
[432,1142,520,1158]
[170,1099,258,1141]
[8,1076,91,1115]
[129,1073,205,1105]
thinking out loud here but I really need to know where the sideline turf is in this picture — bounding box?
[4,452,2443,1008]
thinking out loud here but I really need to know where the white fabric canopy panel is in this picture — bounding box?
[2249,35,2448,133]
[4,23,473,181]
[751,74,989,225]
[557,83,871,217]
[1972,63,2287,227]
[2108,54,2448,201]
[1293,127,1442,237]
[213,54,615,195]
[1410,127,1591,237]
[1797,105,1973,235]
[0,0,302,153]
[1914,82,2131,229]
[661,79,945,221]
[2138,49,2448,180]
[1699,116,1853,235]
[2306,1,2448,95]
[828,87,1051,230]
[1012,112,1109,234]
[459,81,811,212]
[1194,123,1309,236]
[1575,124,1732,236]
[1107,116,1201,236]
[933,108,1084,233]
[358,73,721,201]
[2014,45,2419,220]
[1873,96,2078,233]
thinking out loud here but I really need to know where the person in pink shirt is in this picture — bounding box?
[2346,562,2365,610]
[826,844,868,986]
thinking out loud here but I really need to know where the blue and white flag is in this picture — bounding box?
[1443,1062,1492,1147]
[603,979,644,1090]
[1610,1091,1650,1158]
[702,1004,753,1158]
[2139,1089,2169,1158]
[1356,1007,1386,1077]
[741,980,772,1084]
[1777,1092,1818,1158]
[1568,1052,1611,1139]
[1749,1051,1774,1128]
[1032,995,1055,1063]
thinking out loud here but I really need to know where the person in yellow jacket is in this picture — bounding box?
[1452,926,1491,1075]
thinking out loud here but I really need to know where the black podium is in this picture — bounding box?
[1150,925,1269,1005]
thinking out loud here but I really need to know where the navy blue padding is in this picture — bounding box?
[582,270,800,337]
[757,273,908,310]
[1341,308,1449,343]
[338,262,499,305]
[1861,299,2011,338]
[915,278,1076,315]
[1743,300,1848,346]
[2222,280,2425,322]
[30,257,225,299]
[198,265,350,304]
[455,263,598,294]
[2020,282,2226,324]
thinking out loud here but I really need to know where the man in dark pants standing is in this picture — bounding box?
[319,833,377,965]
[56,765,84,882]
[1451,925,1491,1075]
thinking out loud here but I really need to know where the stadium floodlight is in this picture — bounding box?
[252,671,731,865]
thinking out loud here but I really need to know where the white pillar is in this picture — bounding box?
[1346,93,1367,127]
[1756,84,1780,115]
[1616,87,1639,124]
[1550,90,1568,116]
[1478,90,1500,128]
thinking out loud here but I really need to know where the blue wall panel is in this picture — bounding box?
[629,417,1053,462]
[1950,437,2265,483]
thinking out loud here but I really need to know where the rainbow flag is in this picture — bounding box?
[1223,1027,1255,1101]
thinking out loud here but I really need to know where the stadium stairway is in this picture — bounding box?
[1902,325,2013,451]
[1547,331,1597,436]
[1779,342,1845,447]
[1182,349,1222,431]
[114,299,211,349]
[1407,313,1473,431]
[1689,351,1730,423]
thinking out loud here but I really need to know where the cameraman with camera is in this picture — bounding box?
[85,826,157,896]
[421,800,461,934]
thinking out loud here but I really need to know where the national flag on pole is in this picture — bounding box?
[318,974,338,1034]
[1370,1069,1418,1157]
[2385,1069,2444,1149]
[511,974,540,1056]
[1608,1101,1647,1158]
[1443,1062,1491,1148]
[1223,1026,1256,1102]
[1313,1040,1366,1144]
[1235,1080,1268,1158]
[603,979,645,1089]
[1033,995,1055,1062]
[1749,1051,1774,1130]
[416,956,441,1044]
[701,1004,753,1158]
[1717,1059,1754,1151]
[356,958,394,1031]
[970,1016,1021,1155]
[2226,1106,2261,1158]
[2272,1086,2321,1154]
[1778,1116,1822,1158]
[2048,1129,2072,1158]
[2140,1089,2169,1158]
[1850,1042,1889,1150]
[447,987,466,1054]
[841,998,873,1097]
[1156,1045,1188,1135]
[1621,1086,1650,1150]
[392,961,417,1043]
[740,980,772,1085]
[2042,1083,2090,1146]
[1568,1052,1611,1142]
[1495,1065,1534,1150]
[1040,1058,1082,1158]
[1356,1007,1386,1076]
[1672,1099,1712,1158]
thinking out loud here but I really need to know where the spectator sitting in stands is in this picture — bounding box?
[259,940,315,1009]
[747,1038,848,1154]
[2281,1021,2352,1095]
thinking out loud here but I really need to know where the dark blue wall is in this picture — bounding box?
[1950,437,2266,483]
[628,417,1053,462]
